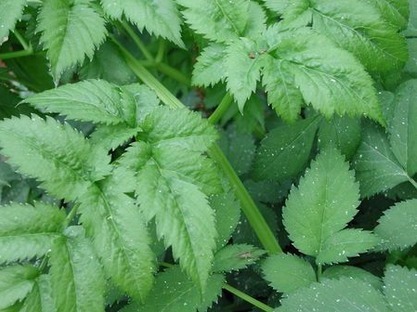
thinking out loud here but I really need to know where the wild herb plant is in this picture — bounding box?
[0,0,417,311]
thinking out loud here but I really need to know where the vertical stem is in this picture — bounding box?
[208,93,234,124]
[120,21,154,62]
[223,284,274,312]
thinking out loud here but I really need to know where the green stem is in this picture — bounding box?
[0,48,33,60]
[113,37,281,254]
[155,62,191,86]
[13,30,30,50]
[208,93,234,124]
[63,203,80,228]
[121,21,154,62]
[407,176,417,191]
[223,284,274,312]
[317,264,322,282]
[155,39,166,63]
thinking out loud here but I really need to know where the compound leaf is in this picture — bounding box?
[389,80,417,176]
[25,80,137,126]
[0,265,39,310]
[254,116,319,182]
[0,0,26,45]
[353,123,409,197]
[316,229,378,265]
[101,0,183,46]
[283,148,360,258]
[276,277,389,312]
[0,115,111,201]
[262,253,316,293]
[37,0,107,81]
[0,202,65,263]
[79,178,155,302]
[375,199,417,251]
[49,227,105,312]
[177,0,250,42]
[383,265,417,311]
[192,43,226,87]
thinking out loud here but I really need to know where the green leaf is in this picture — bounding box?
[283,148,360,258]
[375,199,417,251]
[368,0,409,30]
[37,0,107,81]
[253,116,319,182]
[0,115,111,200]
[79,178,155,301]
[353,123,410,197]
[177,0,250,42]
[101,0,183,46]
[121,107,219,291]
[262,27,383,123]
[90,124,139,151]
[383,265,417,311]
[212,244,265,273]
[0,265,39,309]
[20,275,56,312]
[389,80,417,176]
[323,265,383,290]
[49,227,105,312]
[0,202,65,263]
[192,43,226,87]
[276,277,389,312]
[0,0,26,45]
[316,229,378,265]
[262,253,316,293]
[318,116,362,159]
[25,80,137,126]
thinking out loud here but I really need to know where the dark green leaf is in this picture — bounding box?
[383,265,417,311]
[323,265,382,290]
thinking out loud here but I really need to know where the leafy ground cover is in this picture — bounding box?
[0,0,417,311]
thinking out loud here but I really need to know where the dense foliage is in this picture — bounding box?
[0,0,416,311]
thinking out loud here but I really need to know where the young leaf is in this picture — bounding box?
[262,253,316,293]
[323,265,382,290]
[0,202,65,263]
[283,148,360,258]
[101,0,183,46]
[389,80,417,176]
[212,244,265,273]
[192,43,226,87]
[0,115,111,201]
[383,265,417,311]
[138,266,224,312]
[375,199,417,251]
[353,122,410,197]
[262,27,383,123]
[37,0,107,81]
[79,179,155,301]
[318,116,362,159]
[253,116,320,182]
[49,227,105,312]
[0,265,39,310]
[24,80,137,126]
[316,229,378,265]
[276,277,389,312]
[177,0,250,42]
[0,0,26,44]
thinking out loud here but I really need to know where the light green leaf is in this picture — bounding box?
[192,43,226,87]
[316,229,378,265]
[25,80,137,126]
[283,148,360,257]
[262,253,316,293]
[389,80,417,176]
[49,227,105,312]
[368,0,409,30]
[139,266,224,312]
[177,0,250,42]
[375,199,417,251]
[0,265,39,309]
[79,178,155,302]
[37,0,107,81]
[212,244,265,273]
[0,202,65,263]
[90,124,140,151]
[254,116,319,182]
[323,265,382,290]
[384,265,417,311]
[0,115,111,200]
[353,123,410,197]
[263,27,383,123]
[102,0,183,46]
[0,0,26,45]
[318,116,361,159]
[276,277,389,312]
